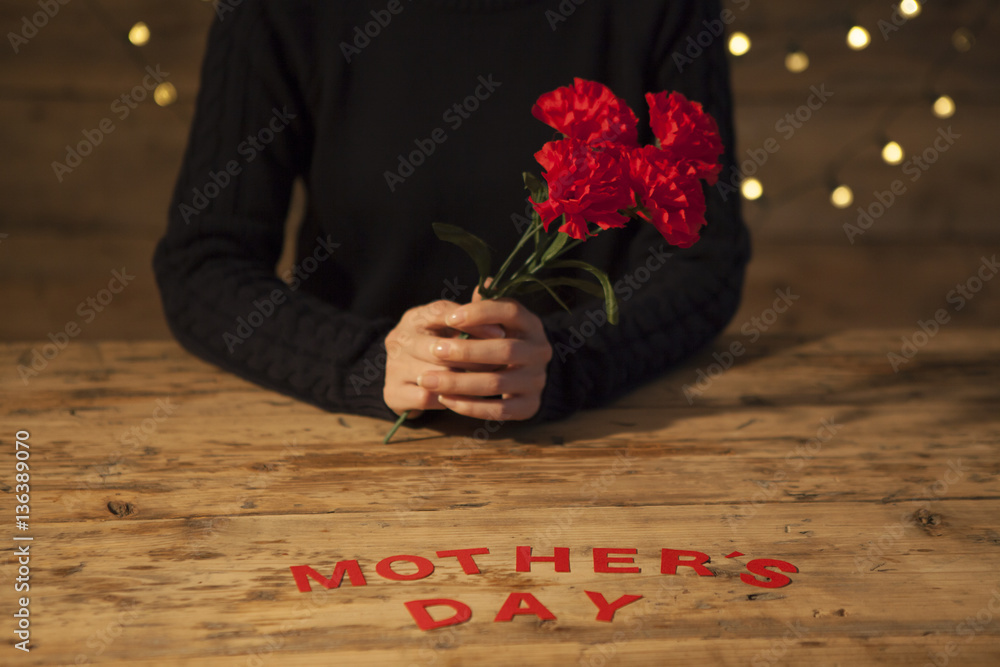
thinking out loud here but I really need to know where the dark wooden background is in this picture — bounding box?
[0,0,997,341]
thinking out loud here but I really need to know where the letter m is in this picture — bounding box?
[290,562,367,592]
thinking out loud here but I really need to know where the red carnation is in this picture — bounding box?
[628,146,707,248]
[531,138,633,240]
[532,78,639,147]
[646,91,723,185]
[386,81,728,443]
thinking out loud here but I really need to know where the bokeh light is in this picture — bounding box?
[741,178,763,201]
[128,21,150,46]
[847,26,871,50]
[882,141,904,165]
[729,32,751,57]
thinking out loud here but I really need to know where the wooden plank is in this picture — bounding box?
[0,0,211,98]
[0,181,305,341]
[3,334,995,521]
[78,638,1000,667]
[1,2,997,244]
[732,104,999,242]
[0,236,169,340]
[0,99,192,235]
[1,0,996,102]
[729,244,1000,336]
[1,331,998,663]
[6,504,1000,665]
[17,414,998,523]
[730,6,1000,103]
[3,98,996,242]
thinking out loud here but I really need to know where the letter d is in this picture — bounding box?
[404,599,472,631]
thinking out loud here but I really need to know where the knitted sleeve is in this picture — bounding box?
[153,1,399,421]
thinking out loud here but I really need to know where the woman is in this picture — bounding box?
[154,0,750,431]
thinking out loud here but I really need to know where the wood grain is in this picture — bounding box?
[1,331,998,665]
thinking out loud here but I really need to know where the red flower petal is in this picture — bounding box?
[646,91,724,185]
[627,146,707,247]
[530,138,633,240]
[533,78,639,147]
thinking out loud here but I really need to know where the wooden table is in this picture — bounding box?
[2,330,999,666]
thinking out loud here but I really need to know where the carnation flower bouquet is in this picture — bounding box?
[384,78,723,443]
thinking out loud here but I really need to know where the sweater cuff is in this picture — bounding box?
[520,325,579,425]
[341,331,398,422]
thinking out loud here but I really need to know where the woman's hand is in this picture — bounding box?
[432,292,553,421]
[383,299,505,420]
[382,288,553,422]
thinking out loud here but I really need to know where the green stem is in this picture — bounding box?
[383,411,408,444]
[490,219,542,292]
[494,232,586,300]
[383,331,472,444]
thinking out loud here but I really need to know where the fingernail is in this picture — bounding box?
[447,310,466,326]
[434,342,450,357]
[418,374,439,389]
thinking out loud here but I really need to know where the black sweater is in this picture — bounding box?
[153,0,750,425]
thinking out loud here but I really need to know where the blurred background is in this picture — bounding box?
[0,0,997,344]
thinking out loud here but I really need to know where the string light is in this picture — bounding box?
[830,185,854,209]
[847,25,871,50]
[726,1,996,220]
[728,32,751,56]
[932,94,956,119]
[154,82,178,107]
[82,2,188,121]
[899,0,922,18]
[881,141,904,165]
[741,178,764,201]
[83,0,995,224]
[128,21,150,46]
[785,48,810,73]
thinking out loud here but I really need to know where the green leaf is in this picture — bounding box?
[509,277,604,299]
[507,276,571,313]
[523,171,546,202]
[548,277,605,298]
[538,232,570,265]
[432,222,492,283]
[547,259,620,325]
